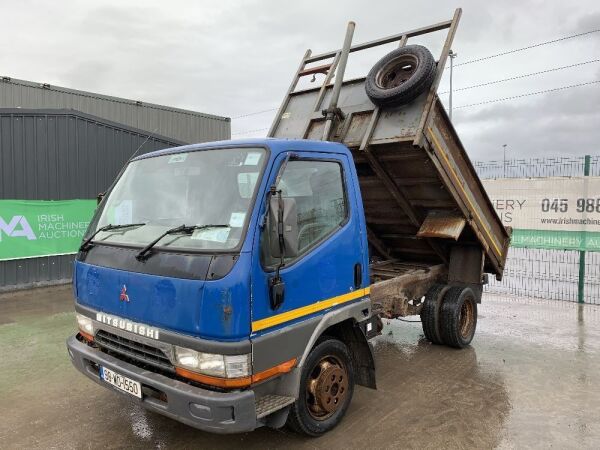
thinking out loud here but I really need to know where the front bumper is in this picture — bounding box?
[66,334,257,434]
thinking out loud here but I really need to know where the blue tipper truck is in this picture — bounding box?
[67,10,510,436]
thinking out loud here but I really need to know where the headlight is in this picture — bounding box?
[76,313,94,337]
[174,346,250,378]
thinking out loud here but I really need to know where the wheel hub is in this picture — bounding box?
[459,296,475,339]
[307,357,348,419]
[375,54,419,89]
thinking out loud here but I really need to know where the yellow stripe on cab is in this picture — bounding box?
[251,287,371,333]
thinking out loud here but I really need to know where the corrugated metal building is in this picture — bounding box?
[0,78,230,291]
[0,77,230,143]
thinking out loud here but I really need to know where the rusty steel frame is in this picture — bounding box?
[269,11,460,143]
[304,18,454,63]
[322,21,355,141]
[370,264,447,318]
[269,9,510,316]
[269,11,462,266]
[267,48,312,138]
[413,8,462,146]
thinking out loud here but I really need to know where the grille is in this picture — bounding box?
[95,330,175,373]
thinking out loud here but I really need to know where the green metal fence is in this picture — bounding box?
[473,155,600,179]
[474,155,600,304]
[484,247,600,304]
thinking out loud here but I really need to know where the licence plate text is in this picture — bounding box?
[99,366,142,398]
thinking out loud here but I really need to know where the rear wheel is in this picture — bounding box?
[420,284,450,345]
[287,338,354,436]
[440,286,478,348]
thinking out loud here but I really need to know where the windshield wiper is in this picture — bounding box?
[135,224,229,261]
[79,223,146,252]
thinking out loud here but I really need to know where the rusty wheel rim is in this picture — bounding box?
[306,355,348,420]
[459,296,475,339]
[375,54,419,90]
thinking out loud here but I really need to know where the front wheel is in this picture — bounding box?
[286,338,355,436]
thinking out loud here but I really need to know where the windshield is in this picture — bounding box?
[90,147,267,251]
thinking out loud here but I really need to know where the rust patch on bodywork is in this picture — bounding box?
[417,210,466,240]
[220,290,233,334]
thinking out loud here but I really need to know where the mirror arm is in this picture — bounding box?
[272,187,286,281]
[268,185,287,310]
[268,152,297,311]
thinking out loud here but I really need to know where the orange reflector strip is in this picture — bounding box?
[175,358,297,389]
[79,330,94,342]
[251,357,296,384]
[175,368,252,388]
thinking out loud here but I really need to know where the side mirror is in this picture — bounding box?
[97,192,106,205]
[268,196,299,259]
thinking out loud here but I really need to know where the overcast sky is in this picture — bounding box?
[1,0,599,160]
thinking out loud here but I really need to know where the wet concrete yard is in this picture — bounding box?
[1,285,600,449]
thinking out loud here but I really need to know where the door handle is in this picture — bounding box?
[354,263,362,289]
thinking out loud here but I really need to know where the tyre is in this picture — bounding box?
[440,286,478,348]
[365,44,436,108]
[420,284,450,345]
[287,338,355,436]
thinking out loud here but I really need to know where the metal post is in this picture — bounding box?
[268,49,312,137]
[578,154,591,303]
[448,50,457,121]
[502,144,508,177]
[322,21,355,141]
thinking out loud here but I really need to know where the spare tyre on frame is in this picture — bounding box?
[365,44,436,107]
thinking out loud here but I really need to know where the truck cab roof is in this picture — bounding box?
[133,138,352,162]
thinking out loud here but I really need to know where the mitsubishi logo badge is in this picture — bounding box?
[119,285,130,302]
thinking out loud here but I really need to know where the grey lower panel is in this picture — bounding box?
[248,299,373,408]
[297,298,372,367]
[251,316,320,373]
[67,335,256,434]
[251,298,372,373]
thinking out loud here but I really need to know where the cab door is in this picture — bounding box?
[250,150,366,336]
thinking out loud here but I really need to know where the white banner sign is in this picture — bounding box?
[482,177,600,251]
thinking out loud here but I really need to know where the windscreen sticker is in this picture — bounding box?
[191,227,230,243]
[114,200,132,225]
[168,153,188,164]
[244,152,262,166]
[229,212,246,227]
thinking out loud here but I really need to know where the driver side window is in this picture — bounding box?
[262,159,347,267]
